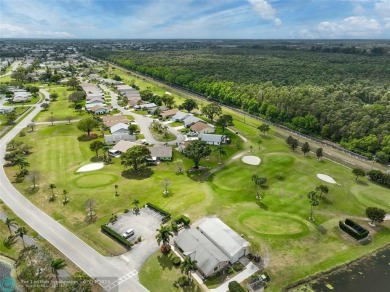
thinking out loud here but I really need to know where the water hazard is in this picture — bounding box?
[311,247,390,292]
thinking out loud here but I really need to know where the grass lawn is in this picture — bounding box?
[0,75,12,83]
[33,86,88,122]
[0,107,32,134]
[4,67,390,291]
[139,251,202,292]
[149,127,176,142]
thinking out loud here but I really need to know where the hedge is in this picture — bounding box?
[339,219,369,240]
[146,202,171,222]
[174,215,191,225]
[228,281,245,292]
[367,170,390,188]
[101,225,133,248]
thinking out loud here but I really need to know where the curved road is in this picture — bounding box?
[101,84,185,145]
[0,89,148,292]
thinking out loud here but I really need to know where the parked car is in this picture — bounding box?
[122,229,135,239]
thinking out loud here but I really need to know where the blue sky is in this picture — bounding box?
[0,0,389,39]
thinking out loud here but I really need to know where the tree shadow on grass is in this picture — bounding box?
[256,201,269,210]
[186,168,210,183]
[90,156,104,163]
[355,180,368,186]
[77,134,98,142]
[121,168,154,180]
[315,224,328,235]
[321,197,333,205]
[157,252,175,271]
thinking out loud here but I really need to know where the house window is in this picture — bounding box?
[214,266,218,271]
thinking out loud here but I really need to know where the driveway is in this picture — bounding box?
[100,84,185,146]
[0,89,148,292]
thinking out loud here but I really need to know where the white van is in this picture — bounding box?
[122,229,134,239]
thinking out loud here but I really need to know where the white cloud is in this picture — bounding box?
[375,0,390,16]
[317,16,381,37]
[248,0,282,26]
[0,22,73,38]
[384,18,390,28]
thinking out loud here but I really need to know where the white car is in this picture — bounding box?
[122,229,134,239]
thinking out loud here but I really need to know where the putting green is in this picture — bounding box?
[213,165,253,190]
[239,212,309,237]
[73,173,119,188]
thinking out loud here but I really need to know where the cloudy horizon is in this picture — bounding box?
[0,0,389,39]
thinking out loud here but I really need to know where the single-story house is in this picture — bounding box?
[171,111,191,122]
[160,108,179,119]
[190,121,216,134]
[112,140,138,154]
[12,91,31,103]
[102,115,130,127]
[90,105,110,114]
[198,133,226,145]
[86,97,105,104]
[116,84,135,94]
[148,146,173,161]
[110,122,129,135]
[198,218,250,264]
[174,229,230,277]
[86,93,104,100]
[104,133,136,145]
[183,116,203,128]
[137,103,158,114]
[0,107,14,114]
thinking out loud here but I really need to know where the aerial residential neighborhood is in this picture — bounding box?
[1,1,390,292]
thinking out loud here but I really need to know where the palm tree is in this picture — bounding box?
[63,189,69,204]
[308,191,320,221]
[13,154,29,171]
[156,225,173,253]
[51,258,67,282]
[16,226,27,247]
[5,217,17,235]
[132,199,140,213]
[315,185,329,198]
[180,256,198,283]
[49,183,56,196]
[214,145,226,164]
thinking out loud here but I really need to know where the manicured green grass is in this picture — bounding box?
[34,86,88,122]
[139,251,202,292]
[149,127,176,142]
[0,75,11,83]
[5,67,390,291]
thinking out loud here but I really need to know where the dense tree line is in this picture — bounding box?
[89,45,390,163]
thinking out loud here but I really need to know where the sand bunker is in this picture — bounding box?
[317,173,336,184]
[242,156,261,166]
[77,162,104,173]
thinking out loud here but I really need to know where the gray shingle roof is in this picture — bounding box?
[110,122,129,134]
[198,133,223,143]
[104,134,136,144]
[199,218,250,260]
[148,146,172,158]
[175,229,229,276]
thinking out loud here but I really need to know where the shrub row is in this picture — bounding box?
[101,225,133,249]
[174,215,191,225]
[146,202,171,222]
[228,281,245,292]
[339,219,369,240]
[367,170,390,188]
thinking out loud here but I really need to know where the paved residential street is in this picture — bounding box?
[102,84,185,145]
[0,89,148,292]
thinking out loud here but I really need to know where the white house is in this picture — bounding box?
[198,133,226,145]
[174,229,230,277]
[171,111,191,122]
[198,218,250,264]
[183,116,202,127]
[110,122,129,135]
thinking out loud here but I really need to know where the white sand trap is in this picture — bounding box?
[317,173,337,184]
[77,162,104,173]
[242,156,261,166]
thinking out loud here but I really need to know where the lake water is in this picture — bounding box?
[311,247,390,292]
